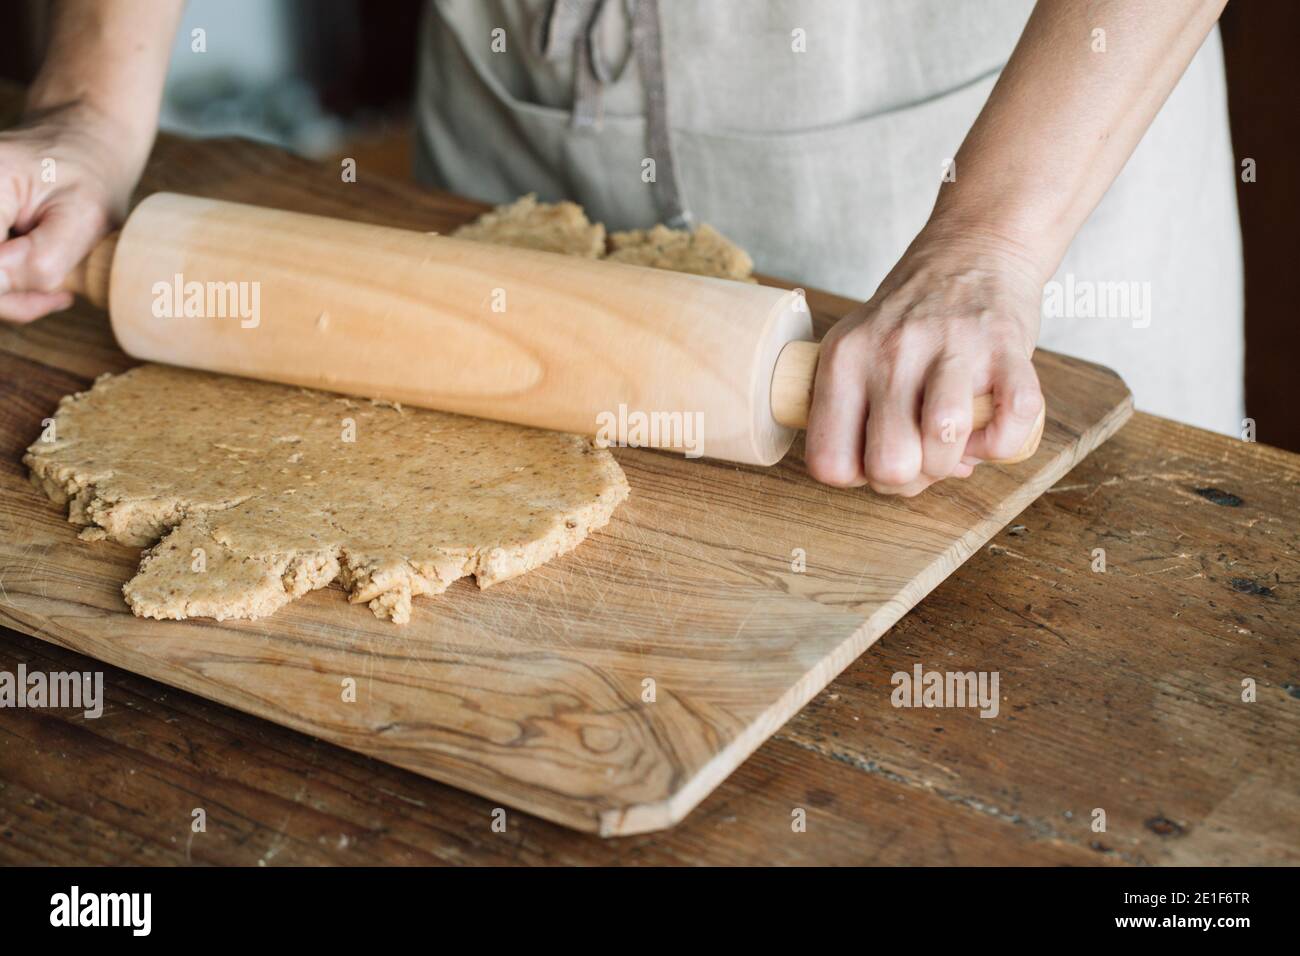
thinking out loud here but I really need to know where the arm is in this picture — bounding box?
[0,0,184,322]
[805,0,1228,494]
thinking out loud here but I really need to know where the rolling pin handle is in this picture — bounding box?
[62,232,119,310]
[770,339,1046,466]
[770,339,822,430]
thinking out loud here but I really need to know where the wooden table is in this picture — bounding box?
[2,97,1297,866]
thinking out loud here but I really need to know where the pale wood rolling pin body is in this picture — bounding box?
[66,193,1043,467]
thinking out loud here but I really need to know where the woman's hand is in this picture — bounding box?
[806,0,1231,497]
[804,226,1046,496]
[0,0,184,322]
[0,101,143,322]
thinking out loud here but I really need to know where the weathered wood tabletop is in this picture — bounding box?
[1,92,1297,864]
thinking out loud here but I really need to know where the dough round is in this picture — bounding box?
[25,365,629,624]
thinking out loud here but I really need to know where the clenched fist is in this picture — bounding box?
[805,228,1046,496]
[0,101,143,322]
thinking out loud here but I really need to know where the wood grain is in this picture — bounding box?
[0,127,1132,835]
[6,90,1292,862]
[4,406,1296,862]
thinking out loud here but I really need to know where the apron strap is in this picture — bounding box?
[535,0,693,228]
[572,1,610,130]
[631,0,692,228]
[534,0,616,130]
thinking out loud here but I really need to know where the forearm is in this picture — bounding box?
[25,0,185,164]
[928,0,1227,279]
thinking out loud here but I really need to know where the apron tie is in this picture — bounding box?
[534,0,692,228]
[631,0,691,228]
[533,0,621,130]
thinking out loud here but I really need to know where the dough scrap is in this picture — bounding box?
[607,223,755,282]
[452,195,757,282]
[451,193,606,258]
[25,365,629,624]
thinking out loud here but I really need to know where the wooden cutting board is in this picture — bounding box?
[0,140,1132,836]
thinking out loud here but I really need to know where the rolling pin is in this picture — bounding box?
[63,193,1044,467]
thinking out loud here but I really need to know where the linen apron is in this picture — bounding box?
[414,0,1244,436]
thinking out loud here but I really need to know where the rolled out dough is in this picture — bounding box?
[26,366,629,624]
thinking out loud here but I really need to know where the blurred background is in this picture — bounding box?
[1,0,423,174]
[1,0,1297,450]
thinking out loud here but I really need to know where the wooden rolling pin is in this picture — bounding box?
[63,193,1044,467]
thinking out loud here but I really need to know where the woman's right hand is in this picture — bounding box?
[0,100,143,322]
[804,226,1046,495]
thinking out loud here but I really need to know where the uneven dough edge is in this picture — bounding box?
[27,446,628,626]
[23,371,631,626]
[339,477,628,624]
